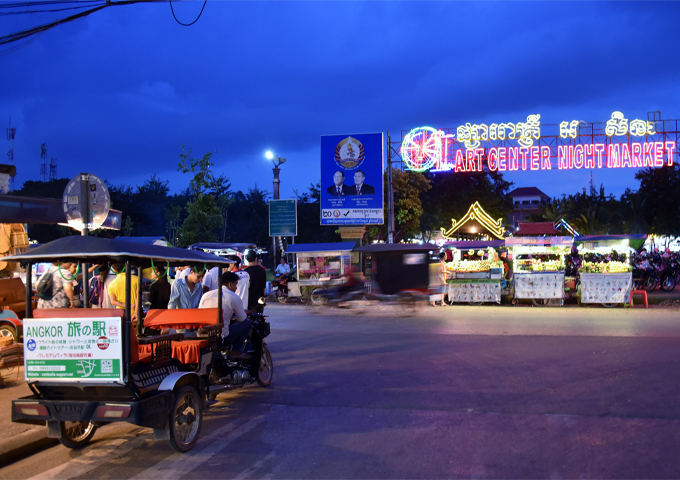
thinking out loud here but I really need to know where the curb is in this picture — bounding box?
[0,427,58,467]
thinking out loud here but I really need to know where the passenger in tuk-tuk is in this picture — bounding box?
[149,264,171,309]
[108,263,139,320]
[168,267,204,309]
[199,271,252,360]
[37,262,78,309]
[227,255,249,307]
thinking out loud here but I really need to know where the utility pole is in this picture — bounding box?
[79,174,90,308]
[40,144,48,181]
[6,120,15,190]
[387,131,395,243]
[266,151,287,265]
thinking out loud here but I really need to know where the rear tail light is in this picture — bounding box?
[15,402,49,416]
[95,404,131,419]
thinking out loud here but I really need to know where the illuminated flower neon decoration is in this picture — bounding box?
[401,127,445,172]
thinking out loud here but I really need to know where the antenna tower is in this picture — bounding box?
[49,157,57,180]
[40,143,48,181]
[6,119,16,190]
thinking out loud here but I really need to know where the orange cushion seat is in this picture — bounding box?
[144,308,219,330]
[139,339,209,364]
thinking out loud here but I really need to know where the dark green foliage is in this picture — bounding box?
[420,170,514,238]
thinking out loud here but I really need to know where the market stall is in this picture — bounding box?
[442,240,505,305]
[282,242,355,303]
[507,236,572,306]
[575,235,643,306]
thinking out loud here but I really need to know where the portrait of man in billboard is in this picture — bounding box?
[351,169,375,196]
[327,170,352,197]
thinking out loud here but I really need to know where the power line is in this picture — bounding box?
[169,0,207,26]
[0,0,191,49]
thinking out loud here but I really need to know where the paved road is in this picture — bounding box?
[2,304,680,479]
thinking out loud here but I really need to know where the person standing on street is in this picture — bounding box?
[244,250,266,311]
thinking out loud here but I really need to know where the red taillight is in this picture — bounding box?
[15,402,49,416]
[95,404,131,419]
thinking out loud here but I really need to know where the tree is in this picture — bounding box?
[366,169,432,243]
[535,185,619,235]
[634,164,680,235]
[122,216,134,236]
[294,183,342,244]
[12,178,75,242]
[175,147,228,247]
[224,186,270,246]
[420,170,513,237]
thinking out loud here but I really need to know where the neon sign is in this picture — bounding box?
[441,202,504,240]
[401,111,677,173]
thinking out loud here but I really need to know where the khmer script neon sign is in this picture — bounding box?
[401,112,676,173]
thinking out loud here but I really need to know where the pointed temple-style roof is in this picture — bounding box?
[440,202,504,240]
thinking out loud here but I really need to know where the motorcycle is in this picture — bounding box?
[659,261,678,291]
[271,269,295,304]
[208,298,273,400]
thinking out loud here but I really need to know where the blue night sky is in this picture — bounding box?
[2,1,679,202]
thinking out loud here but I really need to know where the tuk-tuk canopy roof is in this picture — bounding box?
[357,243,438,253]
[189,242,257,253]
[0,235,235,267]
[285,242,356,254]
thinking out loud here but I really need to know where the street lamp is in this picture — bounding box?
[265,151,286,200]
[266,151,287,266]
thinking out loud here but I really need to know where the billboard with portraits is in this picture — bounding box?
[320,133,384,225]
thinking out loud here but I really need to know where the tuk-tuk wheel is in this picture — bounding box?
[531,298,550,307]
[59,421,97,449]
[169,385,203,453]
[256,345,274,387]
[601,303,619,308]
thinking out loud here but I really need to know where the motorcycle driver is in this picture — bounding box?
[199,271,252,360]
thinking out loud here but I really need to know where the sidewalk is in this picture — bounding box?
[0,368,57,467]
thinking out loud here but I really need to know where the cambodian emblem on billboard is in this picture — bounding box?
[334,136,365,169]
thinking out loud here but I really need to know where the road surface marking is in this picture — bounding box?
[28,434,148,480]
[131,415,267,480]
[233,452,276,480]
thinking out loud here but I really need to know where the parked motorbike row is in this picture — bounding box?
[630,251,680,291]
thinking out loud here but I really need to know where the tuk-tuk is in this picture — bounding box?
[353,243,442,305]
[2,235,259,453]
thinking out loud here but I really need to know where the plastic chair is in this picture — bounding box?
[629,290,648,308]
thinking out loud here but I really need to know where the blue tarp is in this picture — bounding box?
[286,242,356,253]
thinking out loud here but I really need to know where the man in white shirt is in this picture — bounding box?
[275,257,291,277]
[198,271,252,360]
[227,255,250,307]
[202,266,220,294]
